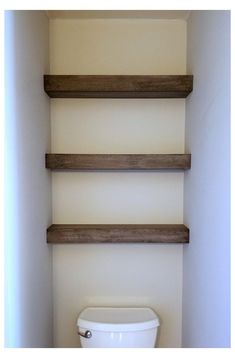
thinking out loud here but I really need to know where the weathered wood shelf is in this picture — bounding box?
[45,154,191,170]
[44,75,193,98]
[47,224,189,244]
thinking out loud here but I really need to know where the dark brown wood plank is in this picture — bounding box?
[47,224,189,244]
[45,154,191,170]
[44,75,193,98]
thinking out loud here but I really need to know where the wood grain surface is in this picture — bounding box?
[44,75,193,98]
[45,154,191,170]
[47,224,189,244]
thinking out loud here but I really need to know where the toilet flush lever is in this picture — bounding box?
[78,329,92,339]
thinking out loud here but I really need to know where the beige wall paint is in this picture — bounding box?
[52,172,183,225]
[53,245,183,348]
[49,19,186,75]
[51,99,185,154]
[50,19,186,347]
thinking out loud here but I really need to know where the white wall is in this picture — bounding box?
[5,11,53,347]
[182,11,230,347]
[50,19,186,347]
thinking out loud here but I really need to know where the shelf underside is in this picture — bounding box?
[44,75,193,98]
[46,154,191,170]
[47,224,189,244]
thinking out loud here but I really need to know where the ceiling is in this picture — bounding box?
[46,10,190,20]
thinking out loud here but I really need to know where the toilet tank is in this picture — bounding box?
[77,307,160,348]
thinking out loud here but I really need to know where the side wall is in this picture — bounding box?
[50,19,186,347]
[182,11,230,347]
[5,11,53,347]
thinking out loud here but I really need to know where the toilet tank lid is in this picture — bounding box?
[77,307,160,332]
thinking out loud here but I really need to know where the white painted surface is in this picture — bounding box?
[5,11,53,347]
[50,19,186,347]
[182,11,230,347]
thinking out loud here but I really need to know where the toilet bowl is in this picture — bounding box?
[77,306,160,348]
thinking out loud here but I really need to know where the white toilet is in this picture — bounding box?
[77,306,160,348]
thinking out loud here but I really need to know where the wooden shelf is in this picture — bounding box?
[44,75,193,98]
[45,154,191,170]
[47,224,189,244]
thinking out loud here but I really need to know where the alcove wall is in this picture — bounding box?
[49,18,187,347]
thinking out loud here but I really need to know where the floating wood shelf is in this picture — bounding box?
[44,75,193,98]
[45,154,191,170]
[47,224,189,244]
